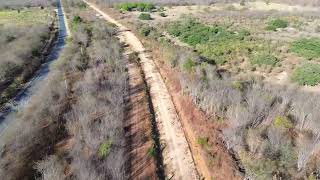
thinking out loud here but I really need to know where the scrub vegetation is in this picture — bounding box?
[265,18,289,31]
[147,29,320,179]
[167,19,255,65]
[117,2,155,12]
[0,0,56,9]
[0,5,56,105]
[292,63,320,86]
[110,2,320,177]
[0,0,128,179]
[138,12,152,20]
[291,38,320,60]
[93,0,320,6]
[2,0,320,179]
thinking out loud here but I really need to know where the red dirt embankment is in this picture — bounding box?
[148,43,243,180]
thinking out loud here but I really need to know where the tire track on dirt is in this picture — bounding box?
[83,1,199,179]
[124,50,161,179]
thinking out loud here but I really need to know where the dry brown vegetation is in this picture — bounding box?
[102,2,320,178]
[0,0,56,9]
[0,0,131,179]
[2,0,320,179]
[92,0,320,6]
[0,7,57,105]
[162,30,320,179]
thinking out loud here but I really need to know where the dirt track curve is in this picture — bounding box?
[83,1,199,179]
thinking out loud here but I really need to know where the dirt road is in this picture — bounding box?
[83,1,199,179]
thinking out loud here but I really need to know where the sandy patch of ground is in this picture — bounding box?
[230,1,319,12]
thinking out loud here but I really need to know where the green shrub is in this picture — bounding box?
[138,13,152,20]
[291,63,320,86]
[266,18,289,31]
[232,81,244,91]
[183,58,196,72]
[117,2,135,11]
[72,15,82,30]
[139,25,153,36]
[98,140,112,158]
[159,12,166,17]
[148,146,156,157]
[72,15,82,24]
[291,38,320,60]
[117,2,155,12]
[273,116,293,129]
[197,136,209,147]
[167,20,253,64]
[197,40,251,64]
[251,52,279,66]
[158,6,165,12]
[136,2,155,12]
[167,20,226,46]
[240,151,277,179]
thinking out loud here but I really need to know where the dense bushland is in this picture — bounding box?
[0,0,128,179]
[61,20,127,180]
[0,8,55,105]
[178,45,320,180]
[137,24,320,179]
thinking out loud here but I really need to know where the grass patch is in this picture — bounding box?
[117,2,155,12]
[266,18,289,31]
[291,63,320,86]
[251,52,279,66]
[291,38,320,60]
[273,116,293,129]
[183,58,196,72]
[232,81,244,91]
[167,20,225,46]
[98,140,112,158]
[0,8,50,25]
[138,13,152,20]
[72,15,82,31]
[197,136,209,147]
